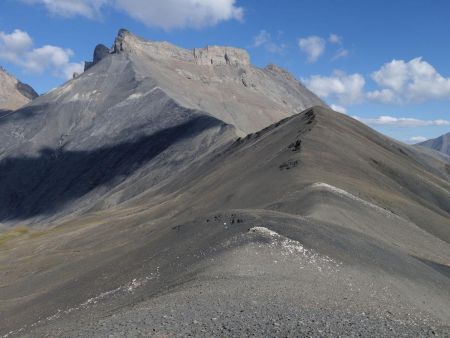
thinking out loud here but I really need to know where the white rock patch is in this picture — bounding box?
[248,226,341,272]
[126,92,144,100]
[2,269,160,338]
[310,182,395,217]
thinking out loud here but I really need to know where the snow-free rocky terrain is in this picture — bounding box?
[0,30,449,337]
[416,132,450,156]
[0,67,38,111]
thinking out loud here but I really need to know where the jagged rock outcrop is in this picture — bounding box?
[0,67,38,110]
[84,44,110,71]
[193,46,250,66]
[112,29,250,67]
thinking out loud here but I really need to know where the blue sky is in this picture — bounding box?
[1,0,449,143]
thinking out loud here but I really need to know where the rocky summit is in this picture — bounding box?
[0,30,449,337]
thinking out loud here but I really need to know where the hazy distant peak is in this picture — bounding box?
[417,132,450,155]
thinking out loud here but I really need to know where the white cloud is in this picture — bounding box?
[24,0,243,30]
[24,45,73,73]
[368,57,450,103]
[304,57,450,106]
[354,115,450,127]
[409,136,428,143]
[252,30,286,54]
[0,29,33,61]
[116,0,243,29]
[328,34,349,60]
[303,70,365,105]
[366,89,395,103]
[62,62,85,79]
[332,48,349,61]
[330,104,347,114]
[0,29,83,80]
[329,34,342,44]
[298,36,325,63]
[23,0,110,18]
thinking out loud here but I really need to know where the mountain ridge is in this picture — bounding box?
[0,29,325,225]
[0,66,38,111]
[417,132,450,156]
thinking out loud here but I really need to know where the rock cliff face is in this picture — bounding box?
[193,46,250,66]
[112,29,250,67]
[0,67,38,111]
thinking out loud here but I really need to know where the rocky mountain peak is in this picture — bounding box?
[113,28,134,53]
[108,28,249,67]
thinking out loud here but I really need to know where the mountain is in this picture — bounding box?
[0,29,325,225]
[0,31,449,336]
[416,132,450,156]
[0,67,38,111]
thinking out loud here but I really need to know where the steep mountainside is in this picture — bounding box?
[0,29,325,225]
[417,132,450,155]
[0,67,38,111]
[0,31,449,336]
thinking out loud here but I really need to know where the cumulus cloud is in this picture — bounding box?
[409,136,428,143]
[116,0,243,29]
[62,62,85,79]
[368,57,450,103]
[332,48,349,60]
[303,70,365,105]
[328,33,342,44]
[23,0,243,30]
[366,89,396,103]
[298,34,349,62]
[0,29,33,61]
[330,104,347,114]
[298,36,325,63]
[252,30,286,54]
[329,34,349,60]
[353,115,450,127]
[306,57,450,106]
[0,29,83,80]
[23,0,110,18]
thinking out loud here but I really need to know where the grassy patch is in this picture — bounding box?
[0,226,30,246]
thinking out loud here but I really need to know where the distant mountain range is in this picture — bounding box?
[416,132,450,156]
[0,30,449,336]
[0,66,38,111]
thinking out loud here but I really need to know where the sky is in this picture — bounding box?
[0,0,449,143]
